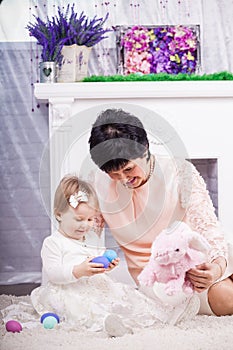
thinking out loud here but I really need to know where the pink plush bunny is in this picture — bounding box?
[138,221,210,295]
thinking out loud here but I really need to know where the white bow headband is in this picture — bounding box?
[69,190,88,208]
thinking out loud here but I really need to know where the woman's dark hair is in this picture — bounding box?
[89,109,150,173]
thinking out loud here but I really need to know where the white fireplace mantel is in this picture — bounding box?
[35,81,233,237]
[35,81,233,100]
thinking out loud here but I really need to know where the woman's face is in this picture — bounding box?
[107,155,150,189]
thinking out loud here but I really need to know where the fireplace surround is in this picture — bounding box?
[35,80,233,240]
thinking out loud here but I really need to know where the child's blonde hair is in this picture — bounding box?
[54,175,99,221]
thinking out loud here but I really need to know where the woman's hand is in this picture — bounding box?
[106,257,120,272]
[72,257,106,279]
[186,262,223,292]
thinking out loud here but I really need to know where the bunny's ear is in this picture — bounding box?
[188,231,210,253]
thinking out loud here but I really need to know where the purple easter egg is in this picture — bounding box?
[103,249,118,262]
[6,320,22,333]
[91,256,110,268]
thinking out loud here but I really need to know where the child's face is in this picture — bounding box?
[58,203,97,240]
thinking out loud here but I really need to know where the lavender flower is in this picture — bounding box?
[27,15,65,64]
[26,4,111,63]
[53,4,111,47]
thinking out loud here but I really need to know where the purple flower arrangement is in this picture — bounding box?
[26,4,111,64]
[121,25,199,75]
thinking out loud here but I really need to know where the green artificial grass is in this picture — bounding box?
[82,71,233,82]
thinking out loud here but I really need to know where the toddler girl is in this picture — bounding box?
[31,175,174,336]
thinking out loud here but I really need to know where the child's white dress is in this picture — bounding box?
[30,230,174,331]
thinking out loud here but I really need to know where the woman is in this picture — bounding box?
[89,108,233,316]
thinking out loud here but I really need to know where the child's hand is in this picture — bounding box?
[106,257,120,271]
[72,257,106,279]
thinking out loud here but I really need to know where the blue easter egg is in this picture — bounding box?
[40,312,60,324]
[6,320,22,333]
[103,249,118,262]
[91,256,110,268]
[43,316,58,329]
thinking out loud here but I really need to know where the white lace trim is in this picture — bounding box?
[178,160,227,261]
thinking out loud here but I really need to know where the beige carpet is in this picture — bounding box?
[1,294,233,350]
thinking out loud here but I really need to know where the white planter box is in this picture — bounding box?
[57,44,92,82]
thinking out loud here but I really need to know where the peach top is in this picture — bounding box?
[95,156,227,284]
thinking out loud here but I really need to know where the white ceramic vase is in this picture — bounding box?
[57,44,92,83]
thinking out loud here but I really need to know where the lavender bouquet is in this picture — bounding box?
[53,4,111,47]
[26,17,65,64]
[26,4,111,64]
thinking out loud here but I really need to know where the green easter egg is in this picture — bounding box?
[43,316,58,329]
